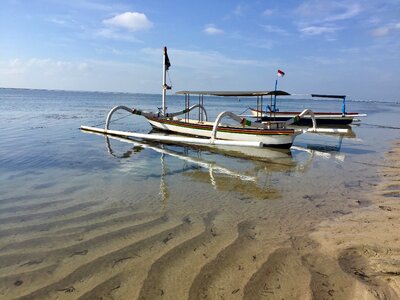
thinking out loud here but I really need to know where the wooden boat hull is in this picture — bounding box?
[146,117,300,148]
[250,109,363,125]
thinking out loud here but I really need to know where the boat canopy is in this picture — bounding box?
[311,94,346,99]
[311,94,347,114]
[176,90,290,97]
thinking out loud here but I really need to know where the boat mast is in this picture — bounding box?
[162,46,168,116]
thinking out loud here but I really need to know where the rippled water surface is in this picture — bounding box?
[0,88,399,299]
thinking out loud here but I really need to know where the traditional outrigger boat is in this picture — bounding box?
[81,47,321,149]
[249,93,367,126]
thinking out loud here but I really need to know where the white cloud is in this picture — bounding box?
[140,47,263,69]
[262,25,288,35]
[339,47,360,54]
[96,28,142,42]
[234,4,244,16]
[303,56,345,65]
[230,32,275,50]
[262,9,274,16]
[366,17,381,25]
[203,24,224,35]
[294,1,359,39]
[324,3,361,22]
[49,18,66,25]
[67,0,116,12]
[300,26,339,36]
[0,49,271,92]
[372,26,390,37]
[0,57,155,92]
[138,47,276,91]
[103,12,152,31]
[296,1,361,23]
[1,58,91,80]
[371,23,400,37]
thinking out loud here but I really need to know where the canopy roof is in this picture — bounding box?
[175,90,291,97]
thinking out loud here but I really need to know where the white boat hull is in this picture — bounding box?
[146,118,300,148]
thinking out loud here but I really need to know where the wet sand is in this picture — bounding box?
[310,141,400,299]
[0,141,399,299]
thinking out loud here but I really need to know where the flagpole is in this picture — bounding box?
[162,47,167,116]
[273,77,278,112]
[273,69,285,112]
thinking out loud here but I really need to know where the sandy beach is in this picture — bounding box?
[310,141,400,299]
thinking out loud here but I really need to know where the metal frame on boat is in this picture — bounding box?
[81,47,322,149]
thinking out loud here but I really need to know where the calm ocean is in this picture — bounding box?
[1,87,399,204]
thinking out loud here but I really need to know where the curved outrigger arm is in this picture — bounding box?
[284,109,317,131]
[105,106,159,130]
[210,111,265,143]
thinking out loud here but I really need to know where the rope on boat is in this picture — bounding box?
[90,113,130,128]
[362,123,400,130]
[164,104,208,121]
[239,107,251,115]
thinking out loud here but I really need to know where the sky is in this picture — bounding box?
[0,0,399,101]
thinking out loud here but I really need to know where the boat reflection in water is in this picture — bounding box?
[99,132,337,203]
[293,124,358,162]
[83,125,351,205]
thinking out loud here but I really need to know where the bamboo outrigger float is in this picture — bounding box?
[81,47,323,149]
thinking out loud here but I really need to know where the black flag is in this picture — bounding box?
[164,47,171,70]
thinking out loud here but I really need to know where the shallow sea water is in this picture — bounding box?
[0,88,399,299]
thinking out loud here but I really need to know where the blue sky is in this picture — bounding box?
[0,0,399,101]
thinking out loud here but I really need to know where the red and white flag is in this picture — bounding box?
[277,69,285,77]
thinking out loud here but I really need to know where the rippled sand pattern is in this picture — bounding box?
[311,141,400,299]
[0,192,369,300]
